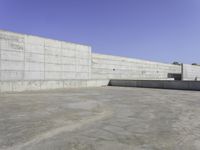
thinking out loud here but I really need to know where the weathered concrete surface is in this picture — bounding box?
[182,64,200,81]
[0,79,109,92]
[92,53,181,80]
[1,87,200,150]
[0,29,183,92]
[0,29,92,81]
[109,80,200,91]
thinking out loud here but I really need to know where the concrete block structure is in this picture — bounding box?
[0,29,199,92]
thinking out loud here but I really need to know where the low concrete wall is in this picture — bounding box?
[0,80,109,93]
[109,80,200,91]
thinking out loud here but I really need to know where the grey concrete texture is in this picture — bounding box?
[0,29,184,92]
[1,87,200,150]
[0,80,109,93]
[182,64,200,80]
[0,30,92,81]
[109,80,200,91]
[1,29,200,93]
[92,53,181,80]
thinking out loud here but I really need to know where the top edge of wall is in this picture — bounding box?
[183,64,200,68]
[92,53,181,66]
[0,29,92,48]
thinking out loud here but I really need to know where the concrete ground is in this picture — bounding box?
[0,87,200,150]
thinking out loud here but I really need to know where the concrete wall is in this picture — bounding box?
[0,30,110,92]
[0,29,186,92]
[0,30,91,81]
[92,53,181,80]
[182,64,200,81]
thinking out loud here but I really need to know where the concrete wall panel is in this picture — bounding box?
[1,60,24,71]
[0,30,91,83]
[92,53,181,80]
[0,40,24,52]
[25,44,44,54]
[0,29,185,92]
[45,63,62,72]
[182,64,200,80]
[1,50,24,61]
[45,72,62,80]
[25,35,44,46]
[61,57,76,65]
[45,39,61,48]
[24,71,44,80]
[1,71,23,81]
[62,72,76,79]
[45,55,62,64]
[45,46,62,56]
[62,65,76,72]
[62,49,75,57]
[76,73,89,79]
[25,53,44,63]
[25,62,44,71]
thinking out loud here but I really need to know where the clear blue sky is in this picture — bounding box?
[0,0,200,64]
